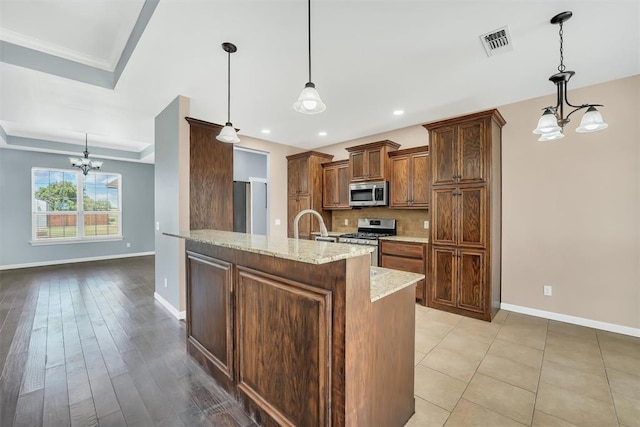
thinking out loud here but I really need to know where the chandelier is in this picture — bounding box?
[533,11,608,141]
[69,134,103,175]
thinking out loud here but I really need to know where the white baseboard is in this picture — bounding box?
[0,251,155,271]
[154,292,186,320]
[500,303,640,338]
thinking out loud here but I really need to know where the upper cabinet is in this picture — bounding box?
[286,151,333,239]
[430,120,487,185]
[389,146,430,209]
[346,140,400,182]
[322,160,351,210]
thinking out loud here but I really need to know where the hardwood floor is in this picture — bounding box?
[0,256,257,427]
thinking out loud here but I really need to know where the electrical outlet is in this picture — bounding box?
[543,285,552,296]
[344,219,349,226]
[156,221,160,231]
[126,242,131,248]
[164,277,168,288]
[424,220,429,229]
[275,219,281,225]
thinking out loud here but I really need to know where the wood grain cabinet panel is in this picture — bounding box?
[346,140,400,182]
[236,268,332,427]
[424,110,505,321]
[322,160,350,210]
[287,151,333,238]
[389,146,430,209]
[186,252,234,384]
[186,117,233,231]
[380,240,428,305]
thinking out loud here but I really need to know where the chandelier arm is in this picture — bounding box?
[565,104,604,120]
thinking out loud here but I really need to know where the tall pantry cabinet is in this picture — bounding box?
[423,109,505,321]
[287,151,334,240]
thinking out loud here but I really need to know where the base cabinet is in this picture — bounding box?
[186,252,234,388]
[380,240,428,305]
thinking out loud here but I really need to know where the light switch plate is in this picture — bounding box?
[344,219,349,226]
[424,220,429,229]
[543,285,552,296]
[275,219,281,225]
[155,221,160,231]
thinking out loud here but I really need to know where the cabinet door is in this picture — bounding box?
[366,147,383,181]
[431,246,456,307]
[457,249,485,313]
[287,195,311,238]
[287,157,309,195]
[349,150,366,181]
[458,186,486,248]
[322,166,338,209]
[431,188,456,246]
[389,155,409,207]
[458,120,485,184]
[336,163,350,208]
[410,152,430,207]
[186,253,233,380]
[431,126,457,185]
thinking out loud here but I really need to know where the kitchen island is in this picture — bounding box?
[165,230,423,427]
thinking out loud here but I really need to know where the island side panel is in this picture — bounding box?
[185,251,234,392]
[235,267,332,427]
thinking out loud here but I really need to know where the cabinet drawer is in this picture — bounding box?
[380,255,425,274]
[380,241,425,259]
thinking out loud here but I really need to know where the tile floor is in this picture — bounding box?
[406,305,640,427]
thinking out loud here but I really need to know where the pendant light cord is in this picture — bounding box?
[307,0,312,83]
[84,133,89,157]
[227,50,231,123]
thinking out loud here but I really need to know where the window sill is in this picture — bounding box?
[30,237,123,246]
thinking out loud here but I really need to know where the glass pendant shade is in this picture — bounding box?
[293,82,326,114]
[217,122,240,143]
[533,108,561,134]
[576,106,608,133]
[92,160,103,169]
[538,130,565,141]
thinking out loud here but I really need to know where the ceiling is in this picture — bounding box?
[0,0,638,163]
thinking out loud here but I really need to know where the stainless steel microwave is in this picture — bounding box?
[349,181,389,207]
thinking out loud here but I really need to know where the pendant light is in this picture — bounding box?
[293,0,326,114]
[533,11,607,141]
[217,42,240,143]
[69,133,103,175]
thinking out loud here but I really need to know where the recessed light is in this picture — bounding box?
[261,129,271,134]
[318,131,327,136]
[393,110,404,116]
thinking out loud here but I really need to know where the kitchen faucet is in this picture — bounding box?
[293,209,329,239]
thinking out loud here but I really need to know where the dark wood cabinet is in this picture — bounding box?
[424,109,505,321]
[389,146,430,208]
[186,117,233,231]
[380,240,428,305]
[287,151,333,239]
[322,160,350,210]
[186,251,234,389]
[346,140,400,182]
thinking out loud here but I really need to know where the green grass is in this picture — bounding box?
[36,224,119,239]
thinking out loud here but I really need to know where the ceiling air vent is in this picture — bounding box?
[480,26,513,57]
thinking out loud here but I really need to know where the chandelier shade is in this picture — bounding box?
[69,134,103,175]
[533,11,607,141]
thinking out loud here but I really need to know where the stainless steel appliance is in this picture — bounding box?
[314,235,338,243]
[338,218,397,266]
[349,181,389,207]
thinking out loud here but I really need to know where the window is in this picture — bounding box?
[32,168,122,243]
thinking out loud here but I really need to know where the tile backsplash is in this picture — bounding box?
[331,207,429,238]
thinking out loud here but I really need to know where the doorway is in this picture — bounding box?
[233,147,269,235]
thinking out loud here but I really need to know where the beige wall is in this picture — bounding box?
[499,75,639,330]
[235,136,299,239]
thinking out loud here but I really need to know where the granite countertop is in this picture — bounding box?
[164,229,374,265]
[378,235,429,244]
[370,266,424,302]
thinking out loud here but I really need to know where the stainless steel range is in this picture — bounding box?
[338,218,397,266]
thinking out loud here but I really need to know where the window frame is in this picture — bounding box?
[31,167,123,245]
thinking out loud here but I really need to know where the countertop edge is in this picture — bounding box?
[370,267,424,302]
